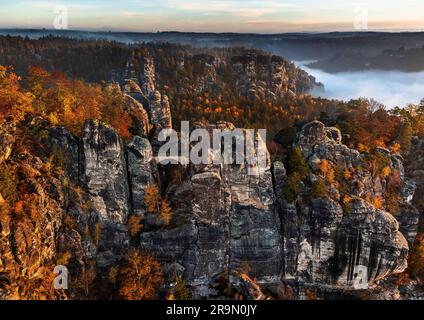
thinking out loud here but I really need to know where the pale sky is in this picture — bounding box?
[1,0,423,33]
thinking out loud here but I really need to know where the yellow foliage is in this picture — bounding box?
[144,184,161,214]
[118,249,163,300]
[57,252,72,266]
[382,166,392,178]
[320,159,330,175]
[127,215,143,236]
[390,143,401,154]
[357,143,369,153]
[166,293,175,300]
[327,168,336,184]
[343,195,352,204]
[160,199,172,226]
[370,195,384,209]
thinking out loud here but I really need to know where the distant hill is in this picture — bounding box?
[308,46,424,72]
[2,29,424,64]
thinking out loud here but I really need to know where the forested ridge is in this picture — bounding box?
[0,36,423,300]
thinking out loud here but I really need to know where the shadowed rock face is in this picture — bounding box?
[230,52,319,101]
[45,118,417,297]
[140,123,283,296]
[127,136,160,217]
[275,120,413,290]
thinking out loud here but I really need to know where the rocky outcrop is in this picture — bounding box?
[81,120,130,224]
[231,52,320,101]
[4,114,416,299]
[80,120,130,267]
[140,122,282,297]
[274,121,412,290]
[122,55,172,130]
[140,56,156,97]
[55,119,416,295]
[405,137,424,231]
[123,94,150,136]
[127,136,160,216]
[148,90,172,129]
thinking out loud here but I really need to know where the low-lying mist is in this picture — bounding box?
[299,64,424,108]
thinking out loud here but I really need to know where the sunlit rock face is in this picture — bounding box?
[80,120,130,267]
[81,120,130,224]
[123,94,150,136]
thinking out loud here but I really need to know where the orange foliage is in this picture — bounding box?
[382,166,392,178]
[0,66,33,123]
[127,215,143,236]
[370,195,384,209]
[160,199,172,226]
[25,65,136,139]
[144,184,161,214]
[118,249,163,300]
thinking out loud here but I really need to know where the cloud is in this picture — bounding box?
[165,0,301,17]
[28,1,95,13]
[120,11,146,17]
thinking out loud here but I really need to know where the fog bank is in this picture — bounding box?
[299,63,424,108]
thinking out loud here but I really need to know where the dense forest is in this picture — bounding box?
[0,36,423,300]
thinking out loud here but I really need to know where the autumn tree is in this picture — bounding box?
[127,215,143,237]
[118,249,163,300]
[160,199,172,226]
[173,276,191,300]
[73,261,97,299]
[395,121,413,155]
[144,184,161,214]
[286,147,310,179]
[0,65,33,123]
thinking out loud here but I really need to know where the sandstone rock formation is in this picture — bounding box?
[231,52,320,101]
[274,121,414,290]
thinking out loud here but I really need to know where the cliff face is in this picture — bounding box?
[230,53,319,101]
[140,122,282,296]
[22,116,417,299]
[275,122,413,289]
[0,53,421,300]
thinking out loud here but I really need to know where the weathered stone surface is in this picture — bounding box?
[123,94,150,135]
[46,126,80,182]
[275,120,413,290]
[81,120,130,224]
[230,52,320,101]
[140,56,156,97]
[148,90,172,129]
[127,136,159,216]
[140,123,282,296]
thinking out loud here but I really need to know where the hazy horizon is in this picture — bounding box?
[1,0,423,33]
